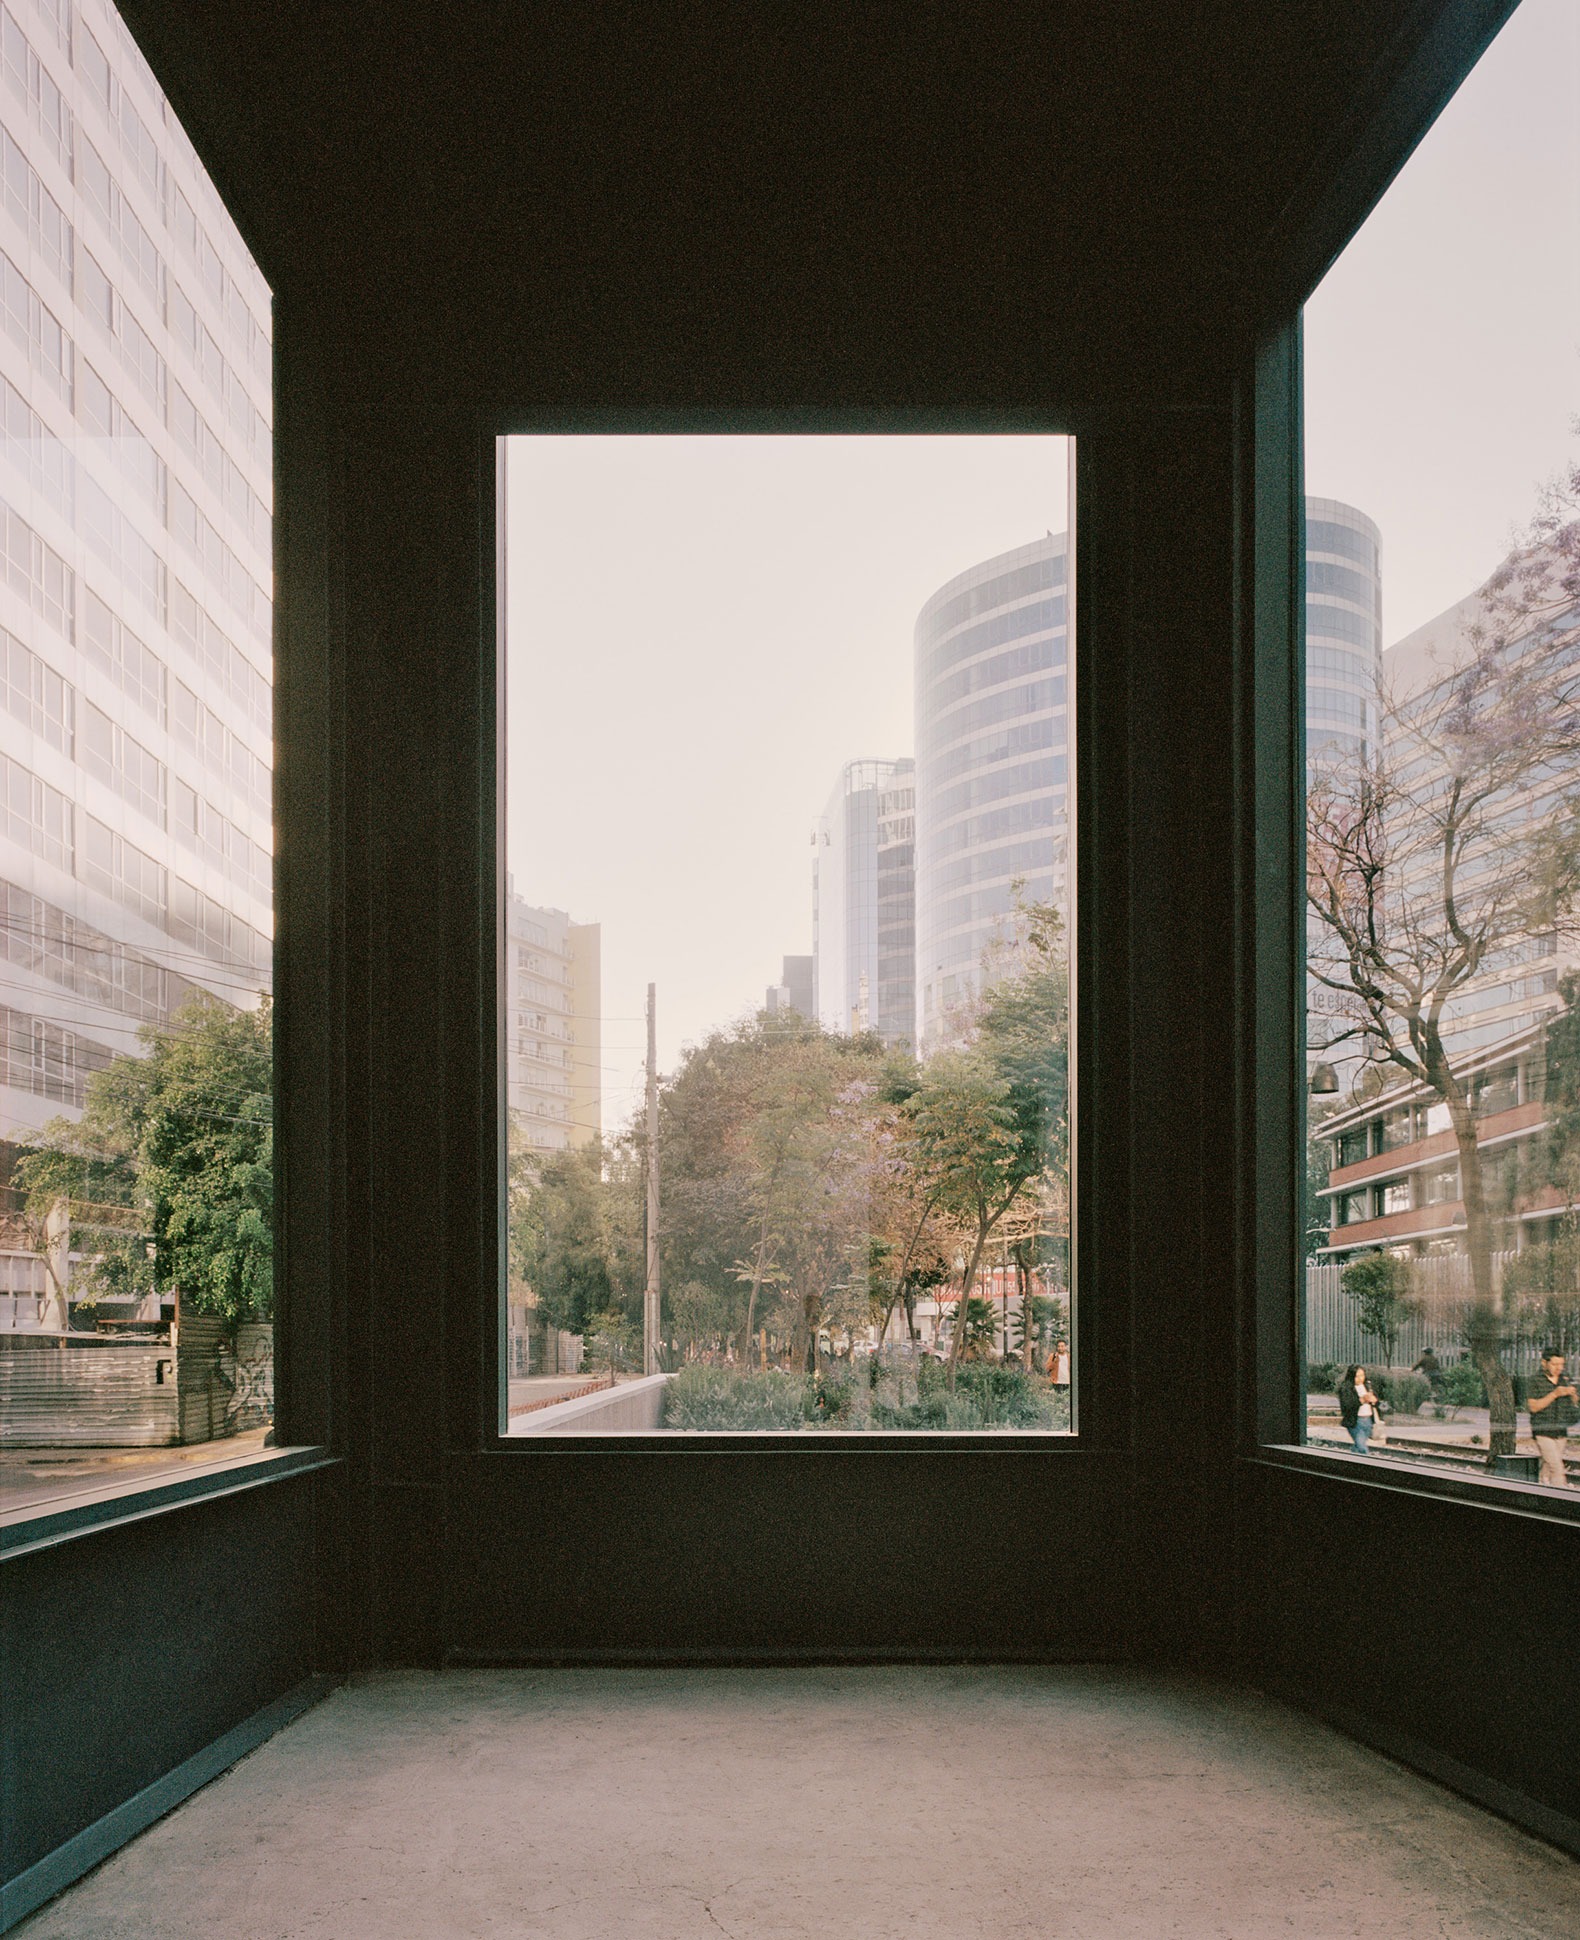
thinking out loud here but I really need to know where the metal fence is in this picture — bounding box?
[1304,1252,1577,1373]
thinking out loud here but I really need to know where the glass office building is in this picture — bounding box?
[913,535,1068,1053]
[1305,498,1382,763]
[1304,498,1382,1085]
[0,3,271,1134]
[812,756,914,1046]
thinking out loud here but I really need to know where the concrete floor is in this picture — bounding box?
[18,1666,1580,1939]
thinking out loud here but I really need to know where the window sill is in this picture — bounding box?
[1247,1442,1580,1528]
[0,1444,338,1561]
[479,1430,1093,1454]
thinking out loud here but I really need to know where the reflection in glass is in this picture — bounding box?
[1302,0,1579,1482]
[0,0,273,1513]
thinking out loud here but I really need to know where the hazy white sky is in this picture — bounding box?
[509,0,1577,1132]
[1305,0,1579,644]
[505,436,1067,1126]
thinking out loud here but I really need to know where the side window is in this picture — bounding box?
[0,0,274,1511]
[1301,0,1579,1481]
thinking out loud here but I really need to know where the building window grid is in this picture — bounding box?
[0,874,188,1021]
[0,12,272,519]
[0,997,107,1105]
[0,618,69,749]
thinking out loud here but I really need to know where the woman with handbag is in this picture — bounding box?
[1338,1365,1380,1453]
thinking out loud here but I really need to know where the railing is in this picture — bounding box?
[1304,1251,1565,1371]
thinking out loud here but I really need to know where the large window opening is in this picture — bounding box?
[500,434,1074,1433]
[0,0,273,1514]
[1301,0,1579,1484]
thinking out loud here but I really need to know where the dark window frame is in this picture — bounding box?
[477,416,1102,1456]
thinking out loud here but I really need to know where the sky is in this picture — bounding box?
[504,436,1067,1127]
[1304,0,1579,646]
[508,0,1578,1133]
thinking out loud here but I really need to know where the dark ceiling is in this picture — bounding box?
[116,0,1501,416]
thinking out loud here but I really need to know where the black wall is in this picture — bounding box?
[1,1474,318,1884]
[1246,1459,1580,1844]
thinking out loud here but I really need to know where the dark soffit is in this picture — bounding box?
[115,0,1494,413]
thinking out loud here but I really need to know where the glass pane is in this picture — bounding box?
[0,0,273,1513]
[501,435,1074,1432]
[1302,0,1579,1485]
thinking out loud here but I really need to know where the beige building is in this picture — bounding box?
[505,889,599,1152]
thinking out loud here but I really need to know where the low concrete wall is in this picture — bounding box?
[510,1372,670,1435]
[0,1323,273,1446]
[0,1335,178,1446]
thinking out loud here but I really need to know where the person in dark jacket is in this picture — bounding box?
[1526,1349,1579,1488]
[1338,1365,1379,1453]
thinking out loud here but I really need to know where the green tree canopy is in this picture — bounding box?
[509,1138,622,1337]
[15,991,273,1324]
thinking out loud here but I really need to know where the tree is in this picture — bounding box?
[510,1139,619,1337]
[865,1055,960,1349]
[1307,470,1580,1457]
[908,901,1068,1387]
[651,1013,886,1369]
[1340,1251,1416,1366]
[15,992,273,1325]
[907,1050,1038,1386]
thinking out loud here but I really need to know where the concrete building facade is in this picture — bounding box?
[0,0,273,1151]
[505,888,599,1152]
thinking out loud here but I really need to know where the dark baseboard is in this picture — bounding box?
[1258,1677,1580,1862]
[0,1674,337,1935]
[443,1645,1129,1669]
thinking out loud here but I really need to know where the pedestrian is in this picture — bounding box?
[1047,1338,1070,1387]
[1411,1347,1443,1397]
[1338,1365,1379,1453]
[1525,1348,1578,1488]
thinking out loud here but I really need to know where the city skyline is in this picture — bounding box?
[503,434,1069,1125]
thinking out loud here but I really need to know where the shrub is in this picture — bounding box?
[870,1392,954,1430]
[807,1368,858,1424]
[661,1365,808,1430]
[1371,1371,1430,1416]
[1439,1360,1487,1409]
[871,1362,1059,1430]
[1306,1361,1339,1394]
[955,1362,1058,1428]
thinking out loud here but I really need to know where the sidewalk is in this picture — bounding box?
[1307,1397,1574,1467]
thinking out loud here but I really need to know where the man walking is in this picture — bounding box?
[1526,1349,1578,1488]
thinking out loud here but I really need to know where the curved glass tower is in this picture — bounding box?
[1304,498,1382,1080]
[913,534,1068,1053]
[1305,497,1382,762]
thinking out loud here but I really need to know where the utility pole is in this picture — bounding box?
[644,982,660,1376]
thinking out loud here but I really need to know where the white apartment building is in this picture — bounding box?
[505,889,599,1152]
[0,0,272,1151]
